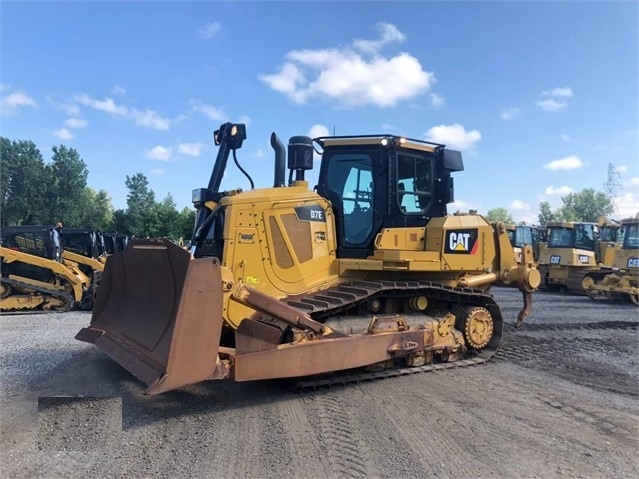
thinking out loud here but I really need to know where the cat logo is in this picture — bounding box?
[550,255,561,265]
[444,229,478,254]
[627,258,639,268]
[578,255,590,264]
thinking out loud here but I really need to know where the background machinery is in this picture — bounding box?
[582,215,639,304]
[60,227,106,306]
[76,122,540,395]
[595,216,621,267]
[536,221,600,294]
[507,225,547,263]
[1,225,94,312]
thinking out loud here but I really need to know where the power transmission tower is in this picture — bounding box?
[604,163,622,214]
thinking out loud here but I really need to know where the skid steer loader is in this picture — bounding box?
[582,215,639,304]
[76,122,540,395]
[60,227,106,307]
[1,226,93,312]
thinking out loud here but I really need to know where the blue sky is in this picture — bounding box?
[2,1,637,223]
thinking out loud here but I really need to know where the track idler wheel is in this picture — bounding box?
[0,283,11,299]
[456,306,494,350]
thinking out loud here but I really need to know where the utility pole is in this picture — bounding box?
[604,163,622,215]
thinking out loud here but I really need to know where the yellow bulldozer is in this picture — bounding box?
[536,221,600,294]
[76,122,540,395]
[506,224,547,263]
[1,225,94,312]
[582,215,639,305]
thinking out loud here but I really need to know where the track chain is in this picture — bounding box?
[283,279,505,391]
[0,277,74,313]
[288,356,488,391]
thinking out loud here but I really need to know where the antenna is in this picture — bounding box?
[604,163,622,214]
[333,125,336,136]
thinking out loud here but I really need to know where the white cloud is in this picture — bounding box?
[560,134,570,141]
[64,118,88,129]
[146,146,172,161]
[308,124,330,138]
[353,22,406,54]
[74,93,127,115]
[111,85,126,97]
[614,192,639,218]
[198,22,221,39]
[253,149,265,159]
[131,108,171,130]
[543,155,583,171]
[0,83,9,93]
[382,123,395,130]
[53,128,74,140]
[629,177,639,185]
[190,100,227,121]
[150,168,166,176]
[542,87,573,98]
[536,86,573,111]
[500,107,520,121]
[510,199,530,211]
[177,142,204,157]
[430,93,445,108]
[260,23,434,108]
[74,92,171,130]
[238,114,251,126]
[1,90,38,115]
[536,98,567,111]
[617,164,628,173]
[424,123,481,150]
[545,185,573,195]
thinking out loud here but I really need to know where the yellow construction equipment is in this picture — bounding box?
[1,226,93,312]
[506,224,547,263]
[582,215,639,305]
[60,228,106,305]
[537,221,599,294]
[76,122,540,395]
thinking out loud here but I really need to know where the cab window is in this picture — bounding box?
[397,154,432,214]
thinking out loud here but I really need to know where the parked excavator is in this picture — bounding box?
[1,225,94,311]
[582,214,639,304]
[76,122,540,395]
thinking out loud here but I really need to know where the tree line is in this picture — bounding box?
[486,189,614,225]
[1,138,195,240]
[2,137,616,238]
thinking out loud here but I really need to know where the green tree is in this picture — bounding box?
[0,138,49,225]
[486,207,514,224]
[46,145,90,226]
[124,173,156,237]
[177,207,196,241]
[559,188,614,222]
[79,188,114,230]
[538,201,563,225]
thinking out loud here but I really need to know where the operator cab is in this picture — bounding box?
[314,135,463,258]
[546,222,597,251]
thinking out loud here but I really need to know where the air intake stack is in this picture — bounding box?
[287,136,314,184]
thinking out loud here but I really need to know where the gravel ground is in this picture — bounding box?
[1,288,637,479]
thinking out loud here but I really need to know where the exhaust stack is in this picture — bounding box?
[271,133,286,188]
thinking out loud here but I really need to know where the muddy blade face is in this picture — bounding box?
[75,239,224,395]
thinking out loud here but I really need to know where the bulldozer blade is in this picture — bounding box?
[75,239,225,395]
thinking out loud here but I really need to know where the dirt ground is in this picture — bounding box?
[1,288,637,479]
